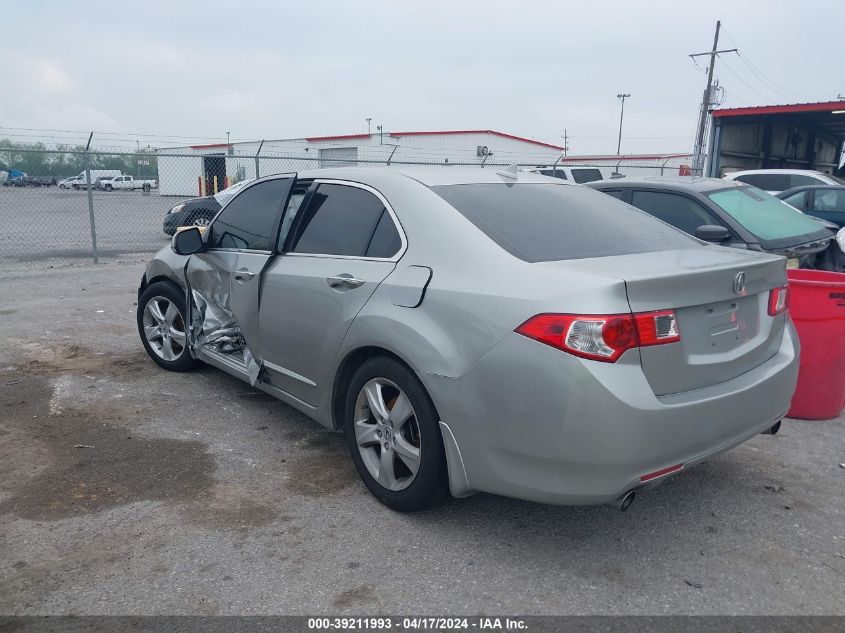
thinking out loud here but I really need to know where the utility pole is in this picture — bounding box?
[616,94,630,156]
[226,131,231,145]
[690,20,737,171]
[366,118,372,135]
[561,129,569,156]
[376,124,383,145]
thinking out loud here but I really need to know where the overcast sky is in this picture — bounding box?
[2,1,842,155]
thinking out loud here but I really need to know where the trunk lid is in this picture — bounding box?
[556,247,788,396]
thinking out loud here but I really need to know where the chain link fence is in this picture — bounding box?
[0,147,696,268]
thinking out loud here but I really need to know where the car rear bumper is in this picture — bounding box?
[423,320,799,506]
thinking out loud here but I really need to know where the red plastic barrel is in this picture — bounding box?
[786,269,845,420]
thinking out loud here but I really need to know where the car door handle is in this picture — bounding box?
[327,275,365,289]
[234,268,256,282]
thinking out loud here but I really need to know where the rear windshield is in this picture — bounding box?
[432,183,696,263]
[706,186,827,242]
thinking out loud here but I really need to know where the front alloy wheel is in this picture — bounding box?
[142,296,187,361]
[137,281,198,372]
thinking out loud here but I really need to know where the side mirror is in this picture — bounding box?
[695,224,731,243]
[172,226,206,255]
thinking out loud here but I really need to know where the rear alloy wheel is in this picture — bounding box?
[192,215,211,228]
[137,282,198,372]
[344,357,448,511]
[104,184,113,191]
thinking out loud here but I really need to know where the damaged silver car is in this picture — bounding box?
[137,168,799,512]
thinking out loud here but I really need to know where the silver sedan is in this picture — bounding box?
[137,167,799,512]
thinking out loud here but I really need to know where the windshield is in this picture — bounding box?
[706,186,827,242]
[215,178,255,205]
[432,183,695,262]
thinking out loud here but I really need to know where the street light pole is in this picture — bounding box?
[616,93,630,156]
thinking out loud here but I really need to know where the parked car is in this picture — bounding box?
[723,169,843,194]
[69,169,123,189]
[777,185,845,228]
[58,177,75,189]
[589,176,834,269]
[99,175,157,192]
[137,168,797,512]
[162,179,254,235]
[523,165,605,183]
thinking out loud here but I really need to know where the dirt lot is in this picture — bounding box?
[0,259,843,615]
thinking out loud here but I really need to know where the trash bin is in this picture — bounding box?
[786,269,845,420]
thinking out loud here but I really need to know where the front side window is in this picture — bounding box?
[291,183,399,258]
[813,189,845,213]
[630,190,728,237]
[208,178,290,251]
[432,183,695,263]
[706,186,827,241]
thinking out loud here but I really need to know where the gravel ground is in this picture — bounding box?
[0,259,843,615]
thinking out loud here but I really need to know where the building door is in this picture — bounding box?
[319,147,358,168]
[203,155,227,194]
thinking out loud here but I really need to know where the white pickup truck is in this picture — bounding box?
[99,175,157,192]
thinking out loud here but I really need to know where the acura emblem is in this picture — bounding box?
[734,272,746,295]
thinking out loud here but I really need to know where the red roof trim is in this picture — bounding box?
[189,143,232,150]
[389,130,565,150]
[712,101,845,118]
[305,133,371,142]
[557,153,692,162]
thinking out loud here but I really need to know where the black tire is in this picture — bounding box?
[142,183,151,192]
[137,281,198,372]
[104,184,113,192]
[344,356,448,512]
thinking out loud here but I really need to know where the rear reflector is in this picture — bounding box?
[768,285,789,316]
[516,310,680,363]
[640,463,684,482]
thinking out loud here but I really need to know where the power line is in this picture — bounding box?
[719,26,814,102]
[717,53,781,104]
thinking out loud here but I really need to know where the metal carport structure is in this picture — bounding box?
[705,100,845,177]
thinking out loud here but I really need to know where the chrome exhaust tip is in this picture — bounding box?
[610,490,636,512]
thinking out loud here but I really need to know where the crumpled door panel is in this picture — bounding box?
[184,253,268,385]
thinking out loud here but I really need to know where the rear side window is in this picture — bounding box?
[432,183,695,263]
[570,168,603,184]
[734,173,791,191]
[597,189,625,200]
[789,174,826,188]
[630,190,728,237]
[208,178,290,251]
[291,183,395,257]
[539,169,567,180]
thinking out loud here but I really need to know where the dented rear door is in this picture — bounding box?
[184,175,296,384]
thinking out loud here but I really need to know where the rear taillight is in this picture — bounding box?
[768,285,788,316]
[515,310,680,363]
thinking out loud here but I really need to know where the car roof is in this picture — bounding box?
[295,166,576,187]
[588,175,738,193]
[725,169,830,177]
[778,184,845,196]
